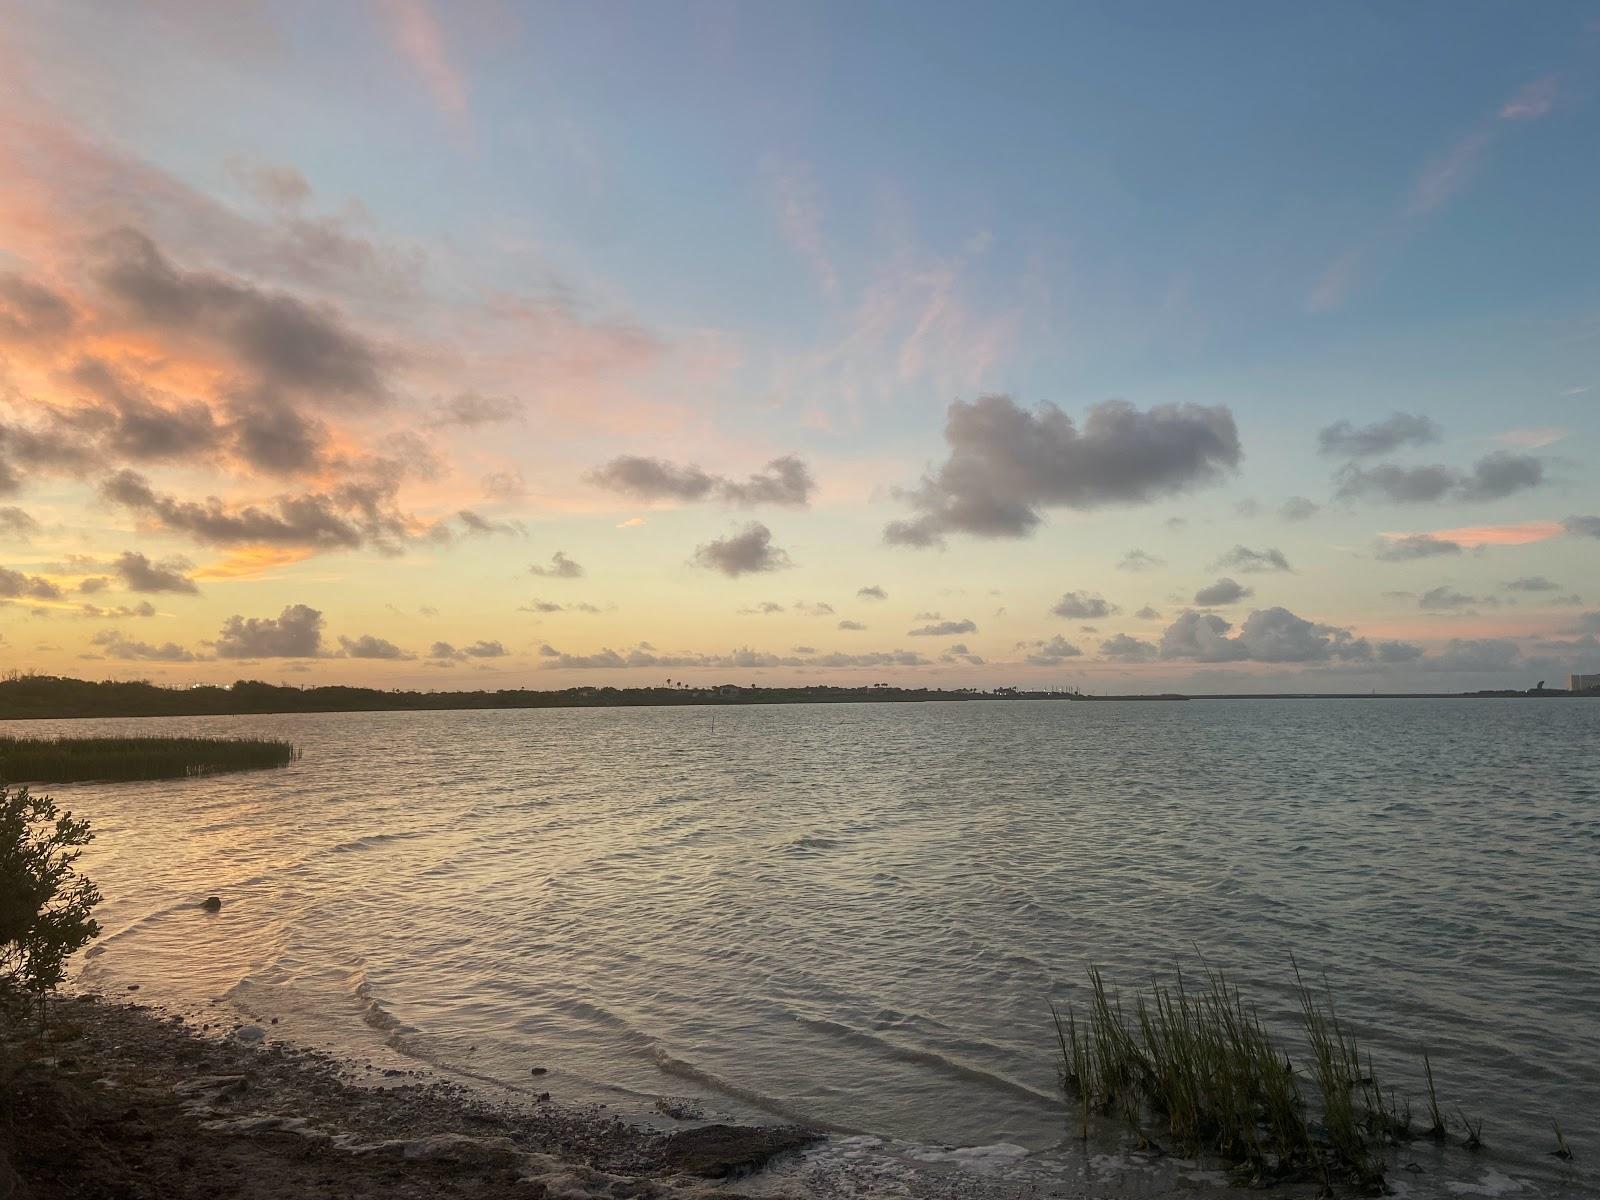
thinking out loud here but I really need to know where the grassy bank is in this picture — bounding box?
[0,736,298,783]
[1052,962,1487,1194]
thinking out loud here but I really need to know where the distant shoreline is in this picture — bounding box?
[0,673,1591,722]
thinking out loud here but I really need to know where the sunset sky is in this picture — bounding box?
[2,1,1598,693]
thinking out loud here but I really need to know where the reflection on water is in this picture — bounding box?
[13,698,1596,1196]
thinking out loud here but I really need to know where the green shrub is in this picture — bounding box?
[0,784,102,1022]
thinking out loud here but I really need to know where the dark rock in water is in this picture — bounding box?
[126,984,140,991]
[201,896,222,912]
[655,1123,820,1178]
[530,1066,548,1076]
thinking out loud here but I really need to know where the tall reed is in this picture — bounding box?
[1054,961,1400,1191]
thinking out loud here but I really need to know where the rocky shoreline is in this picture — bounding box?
[0,995,822,1199]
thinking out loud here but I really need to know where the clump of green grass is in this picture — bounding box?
[1422,1048,1447,1139]
[0,736,298,783]
[1052,961,1404,1192]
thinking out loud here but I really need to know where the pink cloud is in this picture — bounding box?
[377,0,470,132]
[1419,520,1565,546]
[1499,77,1557,121]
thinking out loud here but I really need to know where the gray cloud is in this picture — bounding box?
[95,227,387,405]
[1100,633,1158,662]
[519,598,602,614]
[63,357,226,462]
[0,272,75,342]
[0,567,62,601]
[431,393,522,427]
[212,603,325,657]
[1117,549,1165,572]
[1504,576,1559,592]
[1377,640,1426,664]
[884,395,1241,546]
[427,640,508,660]
[1419,586,1495,610]
[1317,413,1440,458]
[1459,451,1544,501]
[1374,534,1462,561]
[837,619,867,631]
[338,634,413,660]
[79,601,157,619]
[1134,605,1162,620]
[909,618,977,636]
[1334,452,1544,504]
[1213,545,1292,573]
[78,577,110,594]
[739,601,786,615]
[692,522,792,577]
[589,456,717,502]
[589,454,814,507]
[0,417,100,494]
[114,550,199,594]
[1428,638,1522,673]
[482,471,526,501]
[718,456,815,506]
[90,629,196,661]
[793,601,835,616]
[1333,462,1458,503]
[101,469,409,551]
[1051,591,1119,619]
[1280,496,1318,521]
[0,507,40,539]
[457,509,525,537]
[528,550,584,578]
[1565,515,1600,539]
[856,584,887,601]
[1160,607,1391,663]
[226,391,326,475]
[1021,634,1082,665]
[1194,577,1252,606]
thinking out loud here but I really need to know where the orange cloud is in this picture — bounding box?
[194,546,320,580]
[1418,521,1565,546]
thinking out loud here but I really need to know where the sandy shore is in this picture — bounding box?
[1,994,829,1200]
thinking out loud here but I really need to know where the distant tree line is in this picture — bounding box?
[0,674,982,721]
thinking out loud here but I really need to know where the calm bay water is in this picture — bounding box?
[14,698,1598,1195]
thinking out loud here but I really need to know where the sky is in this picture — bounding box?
[1,0,1598,694]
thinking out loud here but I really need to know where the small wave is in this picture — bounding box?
[325,828,435,855]
[645,1044,847,1130]
[778,834,840,856]
[791,1015,1058,1108]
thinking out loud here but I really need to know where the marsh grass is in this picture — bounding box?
[1422,1049,1447,1139]
[0,736,298,783]
[1053,961,1404,1192]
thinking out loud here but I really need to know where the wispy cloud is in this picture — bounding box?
[764,157,837,296]
[1311,75,1560,310]
[376,0,470,135]
[1491,427,1567,449]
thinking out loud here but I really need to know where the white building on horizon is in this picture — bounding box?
[1569,673,1600,693]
